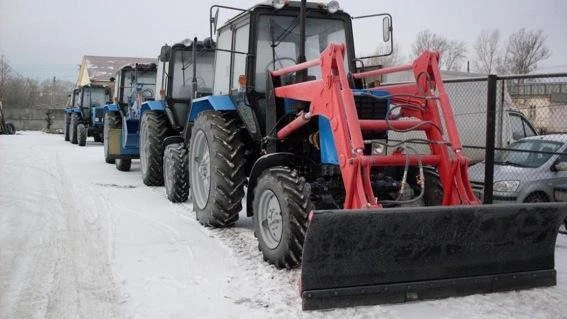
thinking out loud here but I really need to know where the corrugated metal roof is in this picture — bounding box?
[77,55,157,87]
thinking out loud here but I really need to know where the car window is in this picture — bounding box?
[510,114,537,140]
[495,139,562,168]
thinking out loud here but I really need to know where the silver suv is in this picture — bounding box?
[468,134,567,203]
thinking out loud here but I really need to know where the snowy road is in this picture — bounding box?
[1,131,566,319]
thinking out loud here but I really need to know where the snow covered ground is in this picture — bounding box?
[1,131,566,319]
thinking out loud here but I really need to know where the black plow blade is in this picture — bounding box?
[301,203,567,310]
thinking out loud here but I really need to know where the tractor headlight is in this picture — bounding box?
[493,180,520,193]
[271,0,287,9]
[554,187,567,202]
[326,1,340,13]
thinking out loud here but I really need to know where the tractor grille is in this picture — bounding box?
[354,95,388,120]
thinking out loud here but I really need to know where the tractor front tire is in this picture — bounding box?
[70,114,79,144]
[77,123,87,146]
[253,166,311,269]
[104,112,120,164]
[189,111,246,227]
[164,143,189,203]
[140,111,169,186]
[115,158,131,171]
[64,113,70,141]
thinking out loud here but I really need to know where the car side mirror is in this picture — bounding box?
[512,132,523,141]
[551,161,567,172]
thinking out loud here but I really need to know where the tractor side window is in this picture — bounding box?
[213,29,232,95]
[231,24,250,92]
[172,50,194,99]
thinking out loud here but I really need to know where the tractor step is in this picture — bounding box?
[301,202,567,310]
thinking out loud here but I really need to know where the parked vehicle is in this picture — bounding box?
[139,38,215,192]
[154,38,216,201]
[173,0,566,310]
[385,76,538,164]
[65,85,110,145]
[103,62,157,171]
[468,134,567,202]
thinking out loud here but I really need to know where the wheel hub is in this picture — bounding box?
[258,189,283,249]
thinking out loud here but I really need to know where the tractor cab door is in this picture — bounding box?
[251,13,351,136]
[168,46,215,131]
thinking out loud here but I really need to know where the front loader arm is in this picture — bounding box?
[272,43,479,208]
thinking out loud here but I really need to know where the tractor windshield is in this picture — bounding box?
[82,87,107,108]
[255,14,348,92]
[172,49,215,99]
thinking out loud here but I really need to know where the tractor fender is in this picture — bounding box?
[140,100,166,116]
[246,152,296,217]
[188,95,236,122]
[104,103,120,113]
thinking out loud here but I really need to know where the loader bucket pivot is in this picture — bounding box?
[301,203,567,310]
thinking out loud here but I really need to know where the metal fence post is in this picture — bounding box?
[484,74,497,204]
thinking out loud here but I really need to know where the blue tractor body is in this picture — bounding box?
[104,62,158,162]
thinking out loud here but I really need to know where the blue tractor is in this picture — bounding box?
[64,84,110,146]
[103,62,157,171]
[136,39,215,192]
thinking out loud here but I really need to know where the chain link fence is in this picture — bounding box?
[444,73,567,205]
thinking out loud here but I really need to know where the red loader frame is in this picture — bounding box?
[272,43,480,208]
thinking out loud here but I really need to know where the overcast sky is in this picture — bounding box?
[1,0,566,82]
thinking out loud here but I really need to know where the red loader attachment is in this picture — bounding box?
[272,44,567,310]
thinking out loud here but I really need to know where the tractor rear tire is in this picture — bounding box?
[5,123,15,135]
[189,110,246,227]
[253,166,311,269]
[77,123,87,146]
[70,114,79,144]
[140,111,169,186]
[164,143,189,203]
[104,112,120,164]
[64,113,70,141]
[116,158,131,171]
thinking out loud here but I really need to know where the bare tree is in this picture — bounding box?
[411,29,467,71]
[370,43,403,68]
[443,40,467,71]
[472,29,501,74]
[499,28,551,74]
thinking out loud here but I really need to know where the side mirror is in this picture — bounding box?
[352,13,393,58]
[210,8,219,38]
[382,16,391,42]
[552,161,567,172]
[159,45,172,62]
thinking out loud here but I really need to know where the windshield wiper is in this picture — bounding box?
[494,160,527,167]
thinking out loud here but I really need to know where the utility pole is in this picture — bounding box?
[51,76,56,106]
[0,55,5,104]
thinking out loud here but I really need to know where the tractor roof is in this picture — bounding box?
[218,1,351,30]
[76,56,157,88]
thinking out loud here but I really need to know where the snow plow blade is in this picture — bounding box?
[301,202,567,310]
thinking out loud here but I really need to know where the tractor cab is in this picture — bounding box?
[76,84,111,134]
[113,63,157,121]
[206,1,392,144]
[157,38,215,134]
